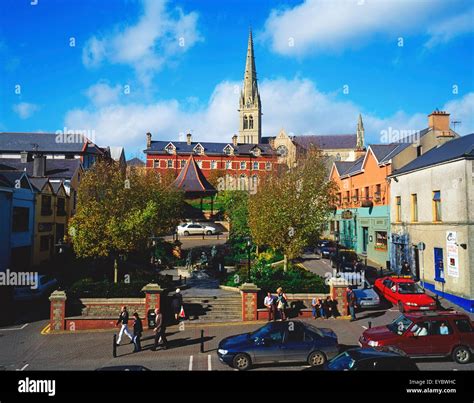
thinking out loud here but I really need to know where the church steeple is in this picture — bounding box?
[356,113,365,150]
[238,28,262,144]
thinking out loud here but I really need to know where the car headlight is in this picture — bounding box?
[405,302,417,306]
[368,341,379,347]
[218,349,228,355]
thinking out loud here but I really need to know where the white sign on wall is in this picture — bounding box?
[446,231,459,278]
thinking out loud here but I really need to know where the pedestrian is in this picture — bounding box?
[329,297,339,319]
[311,296,318,319]
[401,261,411,276]
[152,308,168,351]
[264,292,276,321]
[172,288,183,322]
[347,287,357,322]
[116,306,133,345]
[276,287,288,321]
[317,298,325,318]
[324,296,332,319]
[132,312,143,352]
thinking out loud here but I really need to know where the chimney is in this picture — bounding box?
[186,132,192,145]
[33,154,46,177]
[146,132,152,149]
[428,110,450,134]
[232,134,238,147]
[20,151,28,164]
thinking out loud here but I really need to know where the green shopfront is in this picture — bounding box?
[332,205,390,267]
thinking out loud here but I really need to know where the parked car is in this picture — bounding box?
[374,276,437,312]
[315,240,337,259]
[13,275,58,301]
[305,347,419,371]
[217,320,339,370]
[359,311,474,364]
[338,273,381,309]
[331,250,361,272]
[176,222,219,236]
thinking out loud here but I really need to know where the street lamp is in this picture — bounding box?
[246,237,252,282]
[335,232,340,272]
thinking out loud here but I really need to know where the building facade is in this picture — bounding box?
[389,134,474,312]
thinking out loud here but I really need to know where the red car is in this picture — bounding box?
[359,311,474,364]
[374,276,437,312]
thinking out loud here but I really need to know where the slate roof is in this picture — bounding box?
[0,132,94,153]
[333,161,356,176]
[392,133,474,176]
[0,158,82,179]
[0,171,27,187]
[29,177,50,192]
[293,134,358,150]
[145,140,275,156]
[172,155,217,197]
[127,157,146,167]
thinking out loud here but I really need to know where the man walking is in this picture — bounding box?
[152,308,168,351]
[347,287,357,322]
[116,306,133,345]
[132,312,143,352]
[264,292,276,321]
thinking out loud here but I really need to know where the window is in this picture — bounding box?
[40,235,50,252]
[249,115,254,129]
[196,160,203,168]
[224,146,233,155]
[57,197,66,216]
[416,145,423,157]
[353,189,359,202]
[374,231,388,251]
[153,160,160,168]
[12,207,29,232]
[251,175,258,188]
[211,160,217,170]
[364,186,370,200]
[225,160,232,170]
[194,144,204,155]
[345,191,350,204]
[165,143,175,154]
[433,191,442,221]
[239,174,247,190]
[252,161,259,170]
[395,196,401,222]
[243,115,248,129]
[265,162,271,171]
[41,195,52,216]
[430,321,453,336]
[240,161,246,170]
[375,184,381,202]
[180,160,186,168]
[337,193,342,206]
[455,319,473,333]
[411,194,418,222]
[167,160,173,168]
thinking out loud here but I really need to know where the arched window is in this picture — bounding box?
[249,115,254,129]
[239,174,247,191]
[243,115,248,130]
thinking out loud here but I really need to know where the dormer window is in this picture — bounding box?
[251,147,261,157]
[165,142,176,154]
[193,143,204,155]
[223,144,234,155]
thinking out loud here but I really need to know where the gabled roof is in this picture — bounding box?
[127,157,145,167]
[333,161,356,176]
[146,140,275,156]
[0,158,82,179]
[0,171,33,191]
[29,177,51,192]
[0,132,100,154]
[391,133,474,176]
[108,146,125,161]
[172,154,217,197]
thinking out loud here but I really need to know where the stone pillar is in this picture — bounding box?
[49,290,67,332]
[142,283,163,326]
[329,279,350,317]
[239,283,260,321]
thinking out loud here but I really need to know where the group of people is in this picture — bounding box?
[263,287,289,321]
[311,296,339,319]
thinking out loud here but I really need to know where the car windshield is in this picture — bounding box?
[327,351,355,370]
[387,315,413,335]
[304,323,324,338]
[398,282,425,294]
[250,324,274,338]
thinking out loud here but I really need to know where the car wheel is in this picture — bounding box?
[206,230,212,235]
[398,301,405,313]
[233,353,252,371]
[308,351,327,367]
[184,231,190,236]
[452,346,471,364]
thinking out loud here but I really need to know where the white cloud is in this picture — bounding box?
[65,77,474,154]
[13,102,40,119]
[425,7,474,48]
[85,82,122,107]
[260,0,471,57]
[82,0,202,85]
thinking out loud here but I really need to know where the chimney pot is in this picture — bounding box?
[146,132,152,149]
[186,132,192,145]
[232,134,238,147]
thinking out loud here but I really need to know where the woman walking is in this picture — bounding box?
[276,287,288,321]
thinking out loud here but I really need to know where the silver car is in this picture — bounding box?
[177,222,218,236]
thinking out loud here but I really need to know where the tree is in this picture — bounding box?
[248,149,336,271]
[70,161,184,282]
[220,190,250,240]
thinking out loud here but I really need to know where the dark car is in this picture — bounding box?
[316,241,337,259]
[359,311,474,364]
[330,250,360,272]
[217,320,339,370]
[305,347,419,371]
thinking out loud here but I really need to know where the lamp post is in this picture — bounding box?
[246,237,252,282]
[335,232,340,272]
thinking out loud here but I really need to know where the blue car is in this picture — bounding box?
[338,273,381,309]
[217,320,339,370]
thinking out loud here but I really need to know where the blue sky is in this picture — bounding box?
[1,0,473,158]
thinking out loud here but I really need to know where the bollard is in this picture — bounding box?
[113,334,117,358]
[184,276,187,285]
[368,321,372,329]
[200,329,205,353]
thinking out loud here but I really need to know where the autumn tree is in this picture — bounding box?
[70,161,184,282]
[220,190,250,239]
[248,149,336,271]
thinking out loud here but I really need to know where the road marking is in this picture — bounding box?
[188,355,193,371]
[40,324,51,335]
[208,354,212,371]
[361,325,368,329]
[16,364,29,371]
[388,309,398,312]
[1,323,28,331]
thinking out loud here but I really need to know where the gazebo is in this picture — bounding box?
[172,154,217,214]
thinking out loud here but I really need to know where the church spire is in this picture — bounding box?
[238,28,262,144]
[356,113,365,150]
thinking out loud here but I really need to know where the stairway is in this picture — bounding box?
[182,294,242,322]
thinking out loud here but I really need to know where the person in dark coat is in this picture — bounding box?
[172,288,183,321]
[400,261,411,276]
[132,312,143,352]
[152,308,168,351]
[324,296,332,319]
[116,306,133,345]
